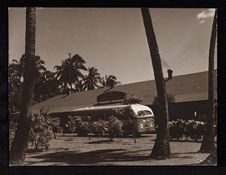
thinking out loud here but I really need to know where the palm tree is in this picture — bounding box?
[33,70,59,102]
[101,75,120,88]
[8,57,25,113]
[199,10,217,153]
[54,54,87,93]
[82,67,101,91]
[9,55,47,106]
[141,8,170,159]
[9,54,46,80]
[8,62,22,113]
[10,7,37,163]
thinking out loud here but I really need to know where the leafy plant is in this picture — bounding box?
[9,111,62,151]
[169,119,208,141]
[105,116,123,141]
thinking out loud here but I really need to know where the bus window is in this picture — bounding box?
[138,110,153,117]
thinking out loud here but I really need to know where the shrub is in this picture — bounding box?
[67,115,124,140]
[9,111,62,151]
[105,116,123,140]
[51,117,63,138]
[29,113,54,151]
[169,119,185,140]
[169,119,207,141]
[67,116,93,136]
[114,107,137,136]
[90,120,107,136]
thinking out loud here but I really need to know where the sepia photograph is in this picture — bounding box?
[8,7,217,166]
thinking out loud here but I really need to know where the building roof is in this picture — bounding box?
[32,70,217,114]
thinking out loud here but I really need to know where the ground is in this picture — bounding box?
[16,134,213,166]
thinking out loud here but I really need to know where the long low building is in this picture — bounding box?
[32,70,217,121]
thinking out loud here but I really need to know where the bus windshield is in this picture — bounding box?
[137,110,153,117]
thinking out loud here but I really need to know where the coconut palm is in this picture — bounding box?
[54,54,87,93]
[33,70,59,102]
[82,67,101,91]
[8,58,24,113]
[141,8,170,159]
[9,54,46,81]
[8,59,23,82]
[101,75,120,88]
[9,54,47,107]
[10,7,37,163]
[199,10,217,153]
[8,62,22,113]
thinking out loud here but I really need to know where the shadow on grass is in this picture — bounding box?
[85,140,114,144]
[27,148,151,165]
[170,140,202,143]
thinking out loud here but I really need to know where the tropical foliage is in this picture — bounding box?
[66,116,123,141]
[101,75,120,88]
[82,67,101,91]
[54,54,87,93]
[8,55,46,112]
[9,111,62,151]
[168,119,215,142]
[123,96,143,105]
[33,70,59,103]
[9,51,120,154]
[9,53,120,112]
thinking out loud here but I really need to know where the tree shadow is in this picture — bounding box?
[85,140,114,144]
[27,148,151,165]
[170,140,202,143]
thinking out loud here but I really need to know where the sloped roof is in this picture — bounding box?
[32,70,217,114]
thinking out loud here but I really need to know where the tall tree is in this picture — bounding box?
[8,59,23,113]
[82,67,101,91]
[33,70,59,102]
[141,8,170,159]
[199,10,217,153]
[101,75,120,88]
[10,8,37,163]
[9,55,46,80]
[54,54,87,93]
[9,55,47,108]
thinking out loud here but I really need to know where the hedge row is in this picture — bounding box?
[169,119,216,141]
[67,116,124,139]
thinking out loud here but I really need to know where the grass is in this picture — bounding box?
[15,134,213,166]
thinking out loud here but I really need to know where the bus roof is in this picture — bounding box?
[72,104,130,113]
[72,103,153,116]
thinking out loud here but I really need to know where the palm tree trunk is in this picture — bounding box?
[10,7,36,163]
[141,8,170,159]
[199,10,217,153]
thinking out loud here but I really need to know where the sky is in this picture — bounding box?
[8,8,216,85]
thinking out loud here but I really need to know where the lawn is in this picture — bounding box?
[20,134,211,166]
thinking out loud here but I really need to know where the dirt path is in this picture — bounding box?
[19,134,211,166]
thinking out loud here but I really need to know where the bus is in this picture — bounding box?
[70,103,155,137]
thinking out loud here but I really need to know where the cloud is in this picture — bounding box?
[197,9,215,24]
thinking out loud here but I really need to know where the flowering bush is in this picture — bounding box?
[169,119,185,140]
[91,120,108,136]
[67,115,123,140]
[105,116,123,140]
[169,119,207,141]
[9,112,62,151]
[50,117,63,138]
[29,114,54,150]
[72,116,91,136]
